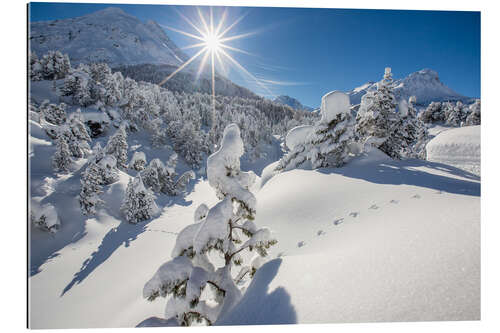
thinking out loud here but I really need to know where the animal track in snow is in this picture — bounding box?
[317,230,325,236]
[349,212,359,218]
[333,218,344,225]
[411,194,421,199]
[369,204,379,209]
[297,241,306,248]
[390,199,399,204]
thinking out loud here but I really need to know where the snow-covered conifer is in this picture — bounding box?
[97,155,120,185]
[399,96,428,158]
[420,101,445,124]
[120,175,159,224]
[52,135,73,173]
[39,100,67,125]
[29,51,43,81]
[39,51,71,80]
[105,126,128,169]
[277,91,355,171]
[465,99,481,126]
[63,109,92,158]
[31,203,60,233]
[173,171,195,195]
[68,109,91,142]
[143,124,276,326]
[355,67,406,159]
[61,68,94,106]
[79,161,104,216]
[130,151,147,171]
[140,156,189,195]
[141,158,169,193]
[446,101,467,127]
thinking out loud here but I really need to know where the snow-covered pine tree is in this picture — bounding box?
[52,135,73,173]
[97,155,120,185]
[446,101,467,127]
[143,124,277,326]
[39,100,67,125]
[398,96,428,158]
[64,109,92,158]
[355,67,405,159]
[120,175,159,224]
[29,51,43,81]
[141,158,171,193]
[419,101,445,124]
[276,91,355,171]
[39,51,71,80]
[68,109,91,142]
[465,99,481,126]
[307,92,355,168]
[105,126,128,169]
[79,161,104,216]
[173,170,196,195]
[61,68,94,107]
[130,151,147,171]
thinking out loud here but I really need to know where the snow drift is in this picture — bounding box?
[426,125,480,176]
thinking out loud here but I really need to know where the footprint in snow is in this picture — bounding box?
[390,199,399,204]
[411,194,421,199]
[369,204,379,210]
[349,212,359,218]
[333,218,344,225]
[297,241,306,248]
[317,230,325,236]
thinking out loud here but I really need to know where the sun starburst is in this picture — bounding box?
[159,7,275,131]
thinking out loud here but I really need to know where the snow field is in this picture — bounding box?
[222,151,480,324]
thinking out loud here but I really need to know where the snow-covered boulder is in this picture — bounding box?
[426,125,480,175]
[320,91,351,124]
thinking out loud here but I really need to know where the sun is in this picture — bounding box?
[158,7,275,132]
[203,31,221,53]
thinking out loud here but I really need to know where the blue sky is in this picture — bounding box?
[30,3,480,107]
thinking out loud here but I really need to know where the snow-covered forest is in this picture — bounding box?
[28,7,481,329]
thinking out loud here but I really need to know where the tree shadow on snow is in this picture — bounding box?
[318,158,480,197]
[60,178,197,296]
[217,258,297,326]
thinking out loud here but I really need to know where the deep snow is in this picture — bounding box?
[29,144,480,327]
[221,150,480,324]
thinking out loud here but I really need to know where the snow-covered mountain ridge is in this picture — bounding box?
[29,7,188,67]
[347,69,473,106]
[273,95,314,112]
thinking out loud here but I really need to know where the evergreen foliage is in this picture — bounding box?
[79,161,104,216]
[120,175,159,224]
[52,135,73,173]
[143,124,276,326]
[355,68,406,159]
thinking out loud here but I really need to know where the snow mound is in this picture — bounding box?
[426,125,480,175]
[285,125,314,150]
[320,91,350,124]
